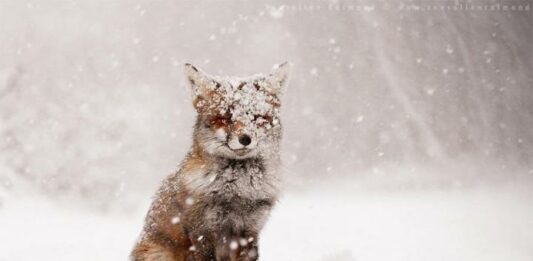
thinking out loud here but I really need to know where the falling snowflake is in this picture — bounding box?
[171,216,180,224]
[446,45,454,54]
[229,240,239,250]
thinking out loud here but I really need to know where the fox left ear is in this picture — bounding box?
[268,62,292,94]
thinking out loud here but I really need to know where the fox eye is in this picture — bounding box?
[254,115,272,127]
[209,115,230,128]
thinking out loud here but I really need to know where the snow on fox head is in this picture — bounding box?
[185,62,291,159]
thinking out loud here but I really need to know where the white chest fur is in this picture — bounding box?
[182,158,279,203]
[181,158,280,233]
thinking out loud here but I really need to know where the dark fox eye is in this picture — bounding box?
[210,116,230,128]
[254,115,272,127]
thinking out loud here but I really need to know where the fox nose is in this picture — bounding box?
[238,134,252,146]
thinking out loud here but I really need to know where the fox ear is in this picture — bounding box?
[184,63,208,92]
[184,63,213,111]
[268,62,292,94]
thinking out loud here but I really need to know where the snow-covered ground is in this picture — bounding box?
[2,181,532,261]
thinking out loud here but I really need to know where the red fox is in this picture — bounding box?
[131,62,291,261]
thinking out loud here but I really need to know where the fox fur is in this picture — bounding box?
[131,62,291,261]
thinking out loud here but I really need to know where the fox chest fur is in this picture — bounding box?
[180,156,279,236]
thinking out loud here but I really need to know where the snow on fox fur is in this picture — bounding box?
[131,62,291,261]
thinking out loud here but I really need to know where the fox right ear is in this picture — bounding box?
[184,63,206,90]
[184,63,212,111]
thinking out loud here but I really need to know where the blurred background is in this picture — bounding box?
[0,1,532,260]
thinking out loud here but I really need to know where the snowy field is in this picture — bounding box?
[2,180,532,261]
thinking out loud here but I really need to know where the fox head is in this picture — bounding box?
[185,62,291,160]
